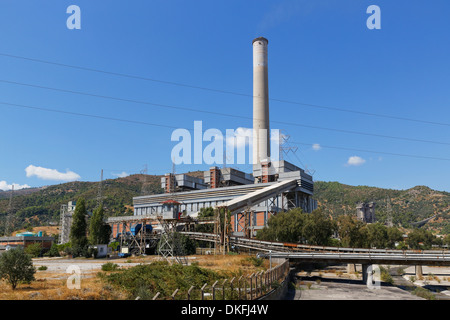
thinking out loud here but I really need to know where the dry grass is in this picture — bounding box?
[194,254,269,274]
[0,270,127,300]
[0,254,269,300]
[13,226,60,236]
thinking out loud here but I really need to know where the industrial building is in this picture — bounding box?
[110,37,317,240]
[59,201,77,244]
[356,202,376,223]
[0,234,54,253]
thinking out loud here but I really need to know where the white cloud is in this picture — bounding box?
[112,171,129,178]
[25,165,81,181]
[312,143,321,151]
[347,156,366,166]
[0,181,31,191]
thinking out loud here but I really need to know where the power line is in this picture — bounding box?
[1,52,450,128]
[0,101,183,131]
[289,141,450,162]
[1,100,449,163]
[1,79,450,147]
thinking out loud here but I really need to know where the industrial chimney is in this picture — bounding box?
[252,37,270,166]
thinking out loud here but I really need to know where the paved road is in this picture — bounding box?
[32,257,142,273]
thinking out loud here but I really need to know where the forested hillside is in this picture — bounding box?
[0,174,163,235]
[313,181,450,234]
[1,176,449,236]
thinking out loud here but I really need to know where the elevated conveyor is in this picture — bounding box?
[216,179,298,214]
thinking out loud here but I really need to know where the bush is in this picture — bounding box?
[24,243,43,258]
[412,287,435,300]
[102,262,119,272]
[104,261,226,300]
[379,266,394,285]
[44,243,60,257]
[38,265,48,271]
[244,257,264,267]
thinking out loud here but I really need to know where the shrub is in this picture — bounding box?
[104,261,225,300]
[24,243,43,258]
[412,287,435,300]
[102,262,119,271]
[379,266,394,285]
[44,243,60,257]
[38,265,48,271]
[244,257,264,267]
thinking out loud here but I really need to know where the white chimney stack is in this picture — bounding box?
[252,37,270,166]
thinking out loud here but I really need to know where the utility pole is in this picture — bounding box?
[97,169,104,208]
[5,185,14,236]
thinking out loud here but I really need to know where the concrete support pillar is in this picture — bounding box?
[415,265,423,278]
[362,264,381,288]
[347,264,356,274]
[361,264,369,285]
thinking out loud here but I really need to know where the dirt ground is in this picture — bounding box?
[12,226,59,236]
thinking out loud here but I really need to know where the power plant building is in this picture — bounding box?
[127,37,317,237]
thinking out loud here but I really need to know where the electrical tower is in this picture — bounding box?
[386,196,393,227]
[96,169,104,208]
[5,185,14,236]
[278,132,298,161]
[157,215,188,265]
[140,164,149,196]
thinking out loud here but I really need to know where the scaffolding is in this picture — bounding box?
[107,200,195,264]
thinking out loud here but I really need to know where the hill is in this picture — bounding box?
[313,181,450,234]
[0,176,449,235]
[0,174,164,235]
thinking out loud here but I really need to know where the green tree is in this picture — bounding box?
[407,228,435,250]
[0,247,36,290]
[44,242,60,257]
[70,197,88,256]
[444,234,450,247]
[89,205,111,245]
[302,209,337,246]
[387,227,404,249]
[337,215,368,248]
[366,223,388,248]
[256,208,306,243]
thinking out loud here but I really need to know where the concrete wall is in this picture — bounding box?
[258,269,292,300]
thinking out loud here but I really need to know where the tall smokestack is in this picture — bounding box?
[252,37,270,166]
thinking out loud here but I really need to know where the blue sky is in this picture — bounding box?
[0,0,449,192]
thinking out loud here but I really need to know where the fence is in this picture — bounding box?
[151,259,290,300]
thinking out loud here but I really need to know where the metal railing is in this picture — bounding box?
[182,231,450,255]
